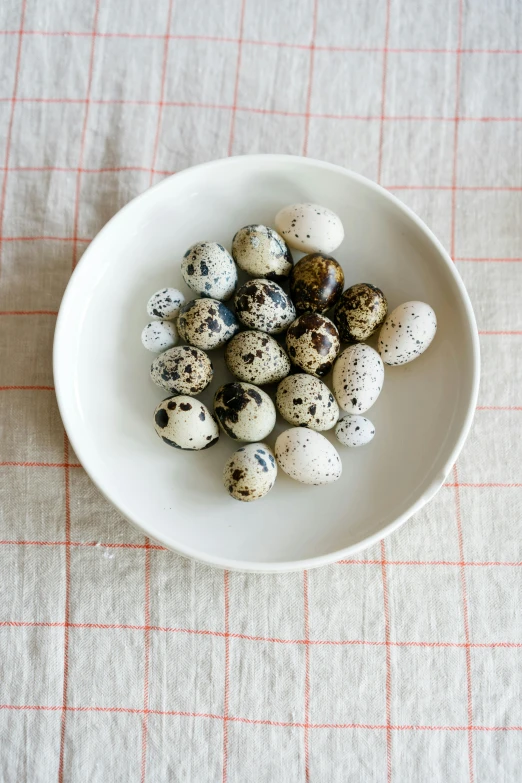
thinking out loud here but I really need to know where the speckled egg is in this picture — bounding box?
[232,224,293,282]
[335,414,375,448]
[332,344,384,414]
[181,241,237,301]
[214,382,276,441]
[334,283,387,343]
[276,374,339,431]
[286,313,340,377]
[234,279,296,334]
[177,298,240,350]
[378,301,437,365]
[275,428,342,485]
[153,395,219,450]
[275,203,344,254]
[141,320,178,352]
[146,288,185,320]
[223,442,277,502]
[289,253,344,314]
[225,330,291,385]
[150,345,213,395]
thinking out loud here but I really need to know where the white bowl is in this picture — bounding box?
[53,155,479,572]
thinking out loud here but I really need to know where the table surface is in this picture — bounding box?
[1,1,521,781]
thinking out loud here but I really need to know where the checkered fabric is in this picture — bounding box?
[0,0,521,780]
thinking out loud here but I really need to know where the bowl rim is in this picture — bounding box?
[53,153,481,572]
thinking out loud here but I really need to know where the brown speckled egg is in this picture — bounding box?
[177,298,240,350]
[223,442,277,502]
[234,279,296,334]
[276,374,339,431]
[334,283,387,343]
[232,224,293,282]
[150,345,213,395]
[225,330,291,385]
[289,253,344,314]
[286,313,340,377]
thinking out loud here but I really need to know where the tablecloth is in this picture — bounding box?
[0,0,521,780]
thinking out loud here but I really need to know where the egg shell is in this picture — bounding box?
[141,320,178,352]
[214,382,276,442]
[234,279,296,334]
[181,241,237,301]
[232,224,293,282]
[378,301,437,366]
[177,298,240,350]
[275,428,342,485]
[335,414,375,448]
[289,253,344,314]
[153,395,219,450]
[332,343,384,414]
[146,288,185,320]
[286,312,340,377]
[334,283,387,343]
[276,374,339,432]
[150,345,213,395]
[275,203,344,255]
[223,442,277,502]
[225,330,291,385]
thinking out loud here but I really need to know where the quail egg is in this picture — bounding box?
[286,312,340,377]
[153,396,219,450]
[335,414,375,447]
[146,288,185,320]
[225,330,291,385]
[332,344,384,414]
[334,283,387,343]
[276,374,339,431]
[223,442,277,502]
[150,345,213,395]
[275,428,342,485]
[177,298,240,350]
[214,382,276,441]
[378,301,437,365]
[231,224,293,282]
[289,253,344,314]
[234,279,296,334]
[181,241,237,301]
[141,320,178,352]
[275,203,344,254]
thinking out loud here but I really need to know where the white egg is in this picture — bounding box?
[332,344,384,414]
[275,428,342,485]
[276,374,339,431]
[214,382,276,442]
[223,442,277,502]
[153,396,219,450]
[275,203,344,255]
[181,241,237,301]
[335,415,375,447]
[146,288,185,320]
[141,320,178,352]
[378,301,437,365]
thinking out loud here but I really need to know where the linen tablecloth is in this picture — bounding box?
[1,0,521,780]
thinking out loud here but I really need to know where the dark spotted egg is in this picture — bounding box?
[223,442,277,502]
[146,288,185,320]
[234,279,296,334]
[141,320,178,352]
[232,224,293,282]
[334,283,387,343]
[225,330,291,385]
[181,241,237,301]
[332,344,384,414]
[289,253,344,314]
[378,301,437,365]
[286,312,340,377]
[153,395,219,450]
[276,374,339,432]
[150,345,213,395]
[177,298,240,350]
[214,382,276,441]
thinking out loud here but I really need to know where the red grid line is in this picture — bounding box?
[301,0,318,157]
[222,571,230,783]
[0,462,82,468]
[0,0,26,276]
[381,541,392,782]
[140,540,152,782]
[479,331,522,336]
[303,570,311,782]
[148,0,174,187]
[227,0,246,157]
[450,0,464,261]
[0,310,59,315]
[0,385,54,391]
[58,433,72,783]
[377,0,392,183]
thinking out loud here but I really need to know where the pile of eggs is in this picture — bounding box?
[141,203,437,502]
